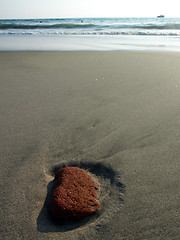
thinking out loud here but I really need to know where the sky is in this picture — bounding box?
[0,0,179,19]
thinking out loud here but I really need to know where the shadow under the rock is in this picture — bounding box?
[37,161,125,233]
[37,178,101,233]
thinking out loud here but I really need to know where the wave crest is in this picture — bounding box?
[0,23,96,30]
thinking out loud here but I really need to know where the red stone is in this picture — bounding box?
[50,167,99,220]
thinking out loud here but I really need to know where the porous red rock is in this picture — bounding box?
[50,166,99,220]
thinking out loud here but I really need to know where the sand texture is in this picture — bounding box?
[0,51,180,240]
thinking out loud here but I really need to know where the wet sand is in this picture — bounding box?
[0,51,179,240]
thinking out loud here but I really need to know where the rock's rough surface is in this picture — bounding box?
[50,167,99,220]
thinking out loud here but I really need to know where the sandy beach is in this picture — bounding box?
[0,51,179,240]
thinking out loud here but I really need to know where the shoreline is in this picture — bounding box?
[0,35,180,52]
[1,50,180,240]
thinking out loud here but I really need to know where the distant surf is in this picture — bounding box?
[0,18,180,36]
[0,18,180,51]
[0,23,96,30]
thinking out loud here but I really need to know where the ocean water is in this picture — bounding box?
[0,17,180,51]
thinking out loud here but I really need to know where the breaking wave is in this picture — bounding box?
[0,23,96,30]
[0,18,180,36]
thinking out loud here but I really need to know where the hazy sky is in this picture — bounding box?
[0,0,179,19]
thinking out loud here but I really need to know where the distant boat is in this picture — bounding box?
[157,15,165,18]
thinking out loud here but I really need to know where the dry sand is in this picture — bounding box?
[0,51,179,240]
